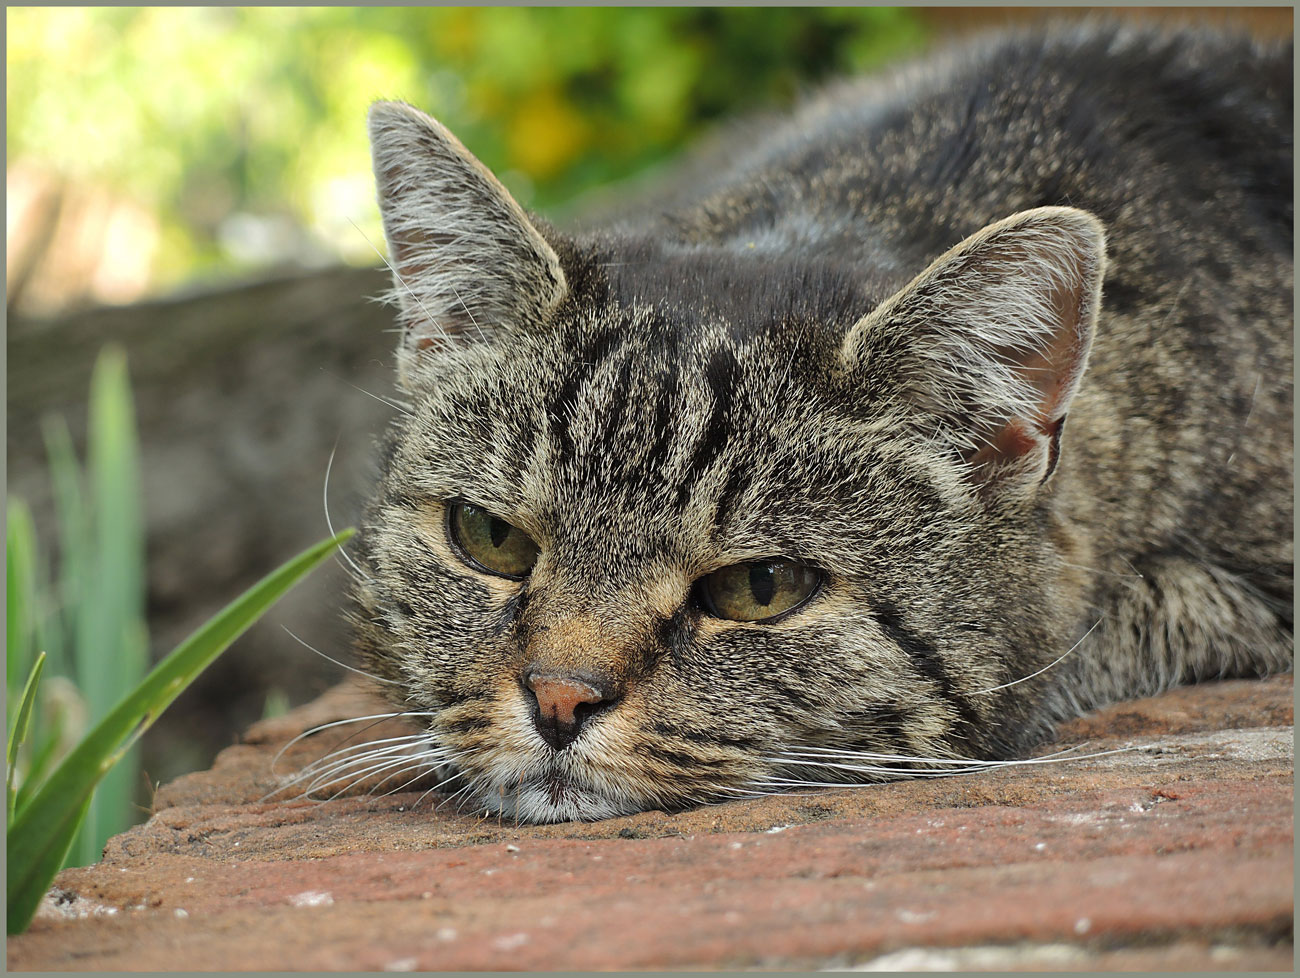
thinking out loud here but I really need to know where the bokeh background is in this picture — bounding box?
[7,6,1291,840]
[9,6,932,318]
[10,6,1290,319]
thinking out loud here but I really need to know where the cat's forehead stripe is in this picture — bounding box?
[534,320,758,517]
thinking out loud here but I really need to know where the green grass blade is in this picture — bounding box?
[6,528,352,935]
[13,677,86,816]
[261,688,291,720]
[6,499,38,699]
[74,346,148,867]
[14,723,64,817]
[7,653,47,823]
[42,415,86,683]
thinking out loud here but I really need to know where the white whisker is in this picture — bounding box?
[410,767,471,811]
[272,732,452,802]
[318,367,413,417]
[757,742,1140,791]
[269,710,435,777]
[970,618,1102,696]
[287,734,438,782]
[302,754,433,801]
[1060,560,1144,587]
[323,437,372,584]
[446,281,488,343]
[281,625,406,687]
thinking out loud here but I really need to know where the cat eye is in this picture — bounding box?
[447,502,540,580]
[698,560,822,623]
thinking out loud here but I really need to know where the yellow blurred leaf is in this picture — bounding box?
[507,87,590,180]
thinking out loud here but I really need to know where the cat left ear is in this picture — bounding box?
[367,102,568,374]
[841,207,1106,497]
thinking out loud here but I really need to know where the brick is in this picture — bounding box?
[8,675,1292,971]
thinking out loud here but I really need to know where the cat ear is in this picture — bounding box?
[841,206,1106,496]
[367,101,568,369]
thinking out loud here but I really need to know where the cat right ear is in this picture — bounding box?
[367,102,568,374]
[839,206,1106,500]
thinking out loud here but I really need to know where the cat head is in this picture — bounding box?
[352,101,1106,822]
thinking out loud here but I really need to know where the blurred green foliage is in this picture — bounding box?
[7,7,927,294]
[5,350,148,872]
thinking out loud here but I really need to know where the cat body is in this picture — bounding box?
[351,24,1293,822]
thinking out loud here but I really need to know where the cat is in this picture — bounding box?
[341,22,1293,824]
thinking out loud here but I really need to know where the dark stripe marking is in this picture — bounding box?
[547,328,625,461]
[872,599,981,739]
[674,345,741,510]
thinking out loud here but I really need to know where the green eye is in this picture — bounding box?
[699,560,822,623]
[447,503,539,579]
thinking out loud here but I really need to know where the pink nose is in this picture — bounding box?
[524,671,619,750]
[528,676,603,727]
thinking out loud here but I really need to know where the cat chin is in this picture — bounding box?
[480,777,640,824]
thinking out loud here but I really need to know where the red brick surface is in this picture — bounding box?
[8,675,1293,971]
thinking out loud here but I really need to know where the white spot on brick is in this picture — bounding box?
[288,890,334,908]
[492,932,529,951]
[384,958,418,972]
[173,908,189,919]
[436,927,457,941]
[1210,945,1245,962]
[1074,917,1092,935]
[850,943,1085,971]
[39,889,125,922]
[896,909,935,925]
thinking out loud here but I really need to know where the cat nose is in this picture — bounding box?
[523,667,620,751]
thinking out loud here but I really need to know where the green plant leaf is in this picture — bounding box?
[6,500,38,699]
[74,346,148,868]
[7,652,47,823]
[42,415,86,682]
[14,717,65,817]
[12,677,87,817]
[6,528,353,935]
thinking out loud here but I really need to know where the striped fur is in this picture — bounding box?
[349,23,1292,822]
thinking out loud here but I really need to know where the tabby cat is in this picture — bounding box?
[344,23,1293,823]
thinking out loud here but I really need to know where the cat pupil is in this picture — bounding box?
[489,517,510,549]
[749,564,776,606]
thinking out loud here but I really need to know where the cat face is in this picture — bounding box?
[351,102,1104,822]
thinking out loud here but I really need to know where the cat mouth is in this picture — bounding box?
[462,756,642,823]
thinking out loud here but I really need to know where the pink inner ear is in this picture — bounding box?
[1030,271,1090,416]
[967,258,1090,479]
[968,414,1066,479]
